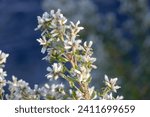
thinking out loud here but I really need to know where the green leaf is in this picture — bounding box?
[86,77,92,83]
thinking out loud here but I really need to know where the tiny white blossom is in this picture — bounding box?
[74,66,91,82]
[82,56,97,68]
[102,93,113,100]
[70,20,84,35]
[116,95,124,100]
[8,76,29,89]
[69,89,83,100]
[40,83,65,99]
[42,12,51,21]
[35,12,51,30]
[102,93,123,100]
[104,75,121,93]
[37,37,47,45]
[83,41,93,53]
[46,63,63,80]
[37,36,49,54]
[64,38,82,51]
[0,50,9,64]
[50,9,67,28]
[84,41,93,48]
[51,9,67,25]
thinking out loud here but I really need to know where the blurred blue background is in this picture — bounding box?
[0,0,47,85]
[0,0,150,99]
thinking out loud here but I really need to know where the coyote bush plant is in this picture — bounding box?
[0,9,123,100]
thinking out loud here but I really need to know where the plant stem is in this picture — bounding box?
[80,82,90,100]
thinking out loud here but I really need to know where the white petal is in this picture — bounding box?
[47,74,53,78]
[74,69,81,74]
[104,75,109,82]
[76,20,80,26]
[70,21,75,27]
[47,67,52,72]
[89,41,93,47]
[84,41,87,47]
[64,45,71,50]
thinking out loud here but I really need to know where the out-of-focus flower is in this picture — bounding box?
[40,83,66,99]
[116,95,124,100]
[35,12,51,30]
[74,66,91,82]
[46,63,63,80]
[37,36,51,54]
[8,76,29,90]
[64,38,82,51]
[0,51,9,65]
[104,75,120,93]
[70,21,84,36]
[83,41,93,52]
[51,9,67,25]
[101,93,124,100]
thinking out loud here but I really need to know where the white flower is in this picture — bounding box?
[37,37,47,45]
[40,83,65,99]
[104,75,121,93]
[69,89,83,100]
[70,20,84,35]
[35,16,44,30]
[83,41,93,54]
[6,76,36,100]
[51,9,67,25]
[37,36,49,54]
[74,66,91,82]
[35,12,51,30]
[103,93,113,100]
[116,95,124,100]
[84,41,93,48]
[82,55,97,68]
[0,50,9,64]
[50,9,67,30]
[42,12,51,21]
[8,76,29,89]
[64,38,82,51]
[102,93,123,100]
[46,63,63,80]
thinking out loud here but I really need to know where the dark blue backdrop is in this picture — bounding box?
[0,0,49,86]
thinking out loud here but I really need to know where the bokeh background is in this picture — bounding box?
[0,0,150,99]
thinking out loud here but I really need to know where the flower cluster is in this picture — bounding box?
[0,50,66,100]
[36,9,123,100]
[42,0,108,86]
[0,9,123,100]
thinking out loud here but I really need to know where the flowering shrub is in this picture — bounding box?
[0,9,123,100]
[42,0,108,87]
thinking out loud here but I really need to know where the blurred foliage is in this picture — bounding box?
[95,0,150,99]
